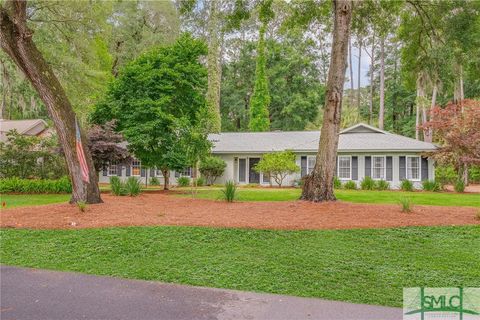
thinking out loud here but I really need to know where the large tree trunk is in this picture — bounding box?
[205,0,222,133]
[422,82,437,143]
[369,29,375,125]
[415,72,427,141]
[378,36,385,130]
[356,37,362,110]
[301,0,352,202]
[162,169,170,190]
[0,1,101,204]
[348,37,354,107]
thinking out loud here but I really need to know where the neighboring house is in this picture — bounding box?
[100,123,437,189]
[0,119,52,142]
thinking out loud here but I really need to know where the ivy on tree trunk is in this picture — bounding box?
[0,1,102,204]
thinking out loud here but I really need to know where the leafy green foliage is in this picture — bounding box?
[193,177,205,187]
[220,180,237,202]
[199,156,227,185]
[360,177,375,190]
[454,179,465,193]
[254,151,300,187]
[110,176,127,196]
[375,180,390,191]
[398,197,413,213]
[0,131,67,179]
[91,34,211,189]
[0,177,71,194]
[422,180,441,192]
[400,180,414,192]
[125,177,141,196]
[343,180,357,190]
[177,177,191,187]
[333,176,342,189]
[435,166,458,186]
[149,176,161,186]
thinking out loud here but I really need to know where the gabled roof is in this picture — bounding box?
[0,119,48,142]
[208,123,437,154]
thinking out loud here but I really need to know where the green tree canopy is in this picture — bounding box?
[254,150,299,187]
[91,34,211,189]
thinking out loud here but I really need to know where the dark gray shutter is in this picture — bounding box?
[102,165,107,176]
[399,156,406,180]
[125,166,131,177]
[117,166,122,177]
[421,157,429,181]
[300,156,307,177]
[364,156,371,177]
[150,168,155,177]
[352,156,358,180]
[141,168,146,177]
[386,156,393,181]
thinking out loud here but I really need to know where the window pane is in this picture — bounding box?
[372,157,385,179]
[108,162,117,176]
[338,156,351,179]
[132,160,141,176]
[407,157,420,180]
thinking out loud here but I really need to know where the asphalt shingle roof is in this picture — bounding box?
[209,124,437,153]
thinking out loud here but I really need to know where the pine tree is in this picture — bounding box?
[248,1,273,132]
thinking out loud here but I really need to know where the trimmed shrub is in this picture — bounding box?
[454,179,465,193]
[149,176,160,186]
[375,179,390,191]
[193,177,205,187]
[398,197,413,213]
[177,176,191,187]
[334,176,342,189]
[110,176,127,196]
[400,179,414,192]
[199,156,227,185]
[125,177,141,196]
[422,180,441,192]
[343,180,357,190]
[220,180,237,202]
[0,176,71,194]
[360,176,375,190]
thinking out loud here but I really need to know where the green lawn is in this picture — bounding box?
[178,188,480,207]
[1,225,478,307]
[0,194,70,208]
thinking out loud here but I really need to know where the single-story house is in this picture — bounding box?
[99,123,437,189]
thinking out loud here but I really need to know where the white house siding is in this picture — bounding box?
[98,166,188,186]
[211,152,435,190]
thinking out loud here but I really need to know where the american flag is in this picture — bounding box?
[75,117,90,183]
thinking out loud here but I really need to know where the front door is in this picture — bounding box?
[249,158,260,184]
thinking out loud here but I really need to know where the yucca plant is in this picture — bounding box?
[110,176,126,196]
[375,179,390,191]
[398,197,413,213]
[125,177,141,196]
[360,176,375,190]
[220,180,237,202]
[454,179,465,193]
[177,176,191,187]
[333,176,342,189]
[149,176,160,186]
[343,180,357,190]
[422,180,441,192]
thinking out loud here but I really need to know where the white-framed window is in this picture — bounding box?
[337,156,351,179]
[307,156,316,174]
[108,162,118,176]
[372,156,386,180]
[179,167,192,177]
[406,156,421,181]
[155,169,163,177]
[131,160,141,176]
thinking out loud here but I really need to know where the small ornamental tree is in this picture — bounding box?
[254,150,300,187]
[90,34,211,190]
[87,121,131,171]
[199,156,227,185]
[421,99,480,184]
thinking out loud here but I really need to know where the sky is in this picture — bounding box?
[344,45,372,89]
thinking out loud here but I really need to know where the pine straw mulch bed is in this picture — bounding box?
[1,192,479,230]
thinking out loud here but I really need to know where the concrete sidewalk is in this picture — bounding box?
[1,265,402,320]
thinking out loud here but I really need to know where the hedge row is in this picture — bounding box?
[0,177,72,194]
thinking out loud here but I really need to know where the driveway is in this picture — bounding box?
[1,265,402,320]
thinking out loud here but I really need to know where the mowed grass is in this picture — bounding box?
[178,188,480,207]
[1,226,479,307]
[0,194,70,208]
